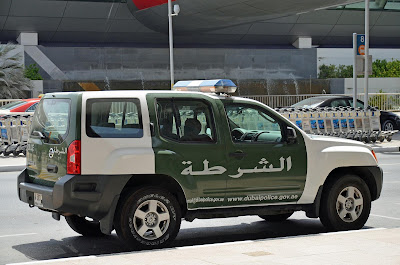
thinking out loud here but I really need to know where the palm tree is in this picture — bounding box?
[0,43,31,99]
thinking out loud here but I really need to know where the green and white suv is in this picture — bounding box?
[18,80,382,249]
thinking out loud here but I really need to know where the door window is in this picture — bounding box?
[330,99,347,107]
[348,99,365,108]
[86,98,143,138]
[225,104,283,143]
[157,99,216,143]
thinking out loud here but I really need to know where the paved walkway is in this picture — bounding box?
[0,156,25,172]
[10,228,400,265]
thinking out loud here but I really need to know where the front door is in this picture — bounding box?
[223,102,307,206]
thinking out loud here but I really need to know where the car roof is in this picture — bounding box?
[308,95,352,100]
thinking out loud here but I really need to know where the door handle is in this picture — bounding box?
[229,151,247,159]
[47,164,58,173]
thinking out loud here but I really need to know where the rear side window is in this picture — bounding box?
[31,98,70,144]
[86,98,143,138]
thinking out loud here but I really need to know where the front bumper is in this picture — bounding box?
[395,119,400,130]
[368,166,383,200]
[18,168,130,220]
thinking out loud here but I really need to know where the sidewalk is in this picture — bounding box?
[367,134,400,152]
[10,228,400,265]
[0,156,25,172]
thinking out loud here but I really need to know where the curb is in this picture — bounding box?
[0,165,25,172]
[371,146,400,153]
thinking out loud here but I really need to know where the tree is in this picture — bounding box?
[0,43,31,99]
[319,59,400,79]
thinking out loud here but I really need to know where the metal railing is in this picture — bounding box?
[0,99,23,107]
[244,93,400,111]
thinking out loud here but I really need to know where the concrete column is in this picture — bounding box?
[17,33,38,46]
[292,37,312,49]
[17,32,67,81]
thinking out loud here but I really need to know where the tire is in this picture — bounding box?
[320,175,371,231]
[114,187,181,250]
[259,212,294,222]
[382,120,395,132]
[65,215,105,237]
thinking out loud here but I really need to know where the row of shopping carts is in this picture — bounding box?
[0,114,33,156]
[276,106,398,143]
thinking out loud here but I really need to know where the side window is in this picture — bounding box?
[349,99,365,109]
[26,103,38,113]
[86,98,143,138]
[225,104,283,143]
[157,99,216,143]
[330,99,347,107]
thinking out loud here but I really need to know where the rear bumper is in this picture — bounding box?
[18,168,130,220]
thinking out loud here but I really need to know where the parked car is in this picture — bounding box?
[291,95,400,131]
[18,80,382,250]
[0,98,41,115]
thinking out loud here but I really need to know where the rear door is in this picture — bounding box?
[80,92,155,175]
[27,95,76,185]
[148,94,229,209]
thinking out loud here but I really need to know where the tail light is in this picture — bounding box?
[67,140,81,175]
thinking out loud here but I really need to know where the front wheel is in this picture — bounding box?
[382,120,395,131]
[65,215,105,237]
[320,175,371,231]
[114,187,182,250]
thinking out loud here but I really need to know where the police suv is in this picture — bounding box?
[18,79,382,249]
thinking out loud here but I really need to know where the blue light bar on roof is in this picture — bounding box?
[172,79,237,93]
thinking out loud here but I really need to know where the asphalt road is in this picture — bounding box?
[1,152,399,265]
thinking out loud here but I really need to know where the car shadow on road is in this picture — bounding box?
[12,218,375,261]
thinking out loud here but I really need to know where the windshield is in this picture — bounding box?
[0,101,25,110]
[30,98,70,144]
[291,97,328,108]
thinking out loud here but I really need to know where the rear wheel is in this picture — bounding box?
[320,175,371,231]
[114,187,181,250]
[259,212,293,222]
[65,215,105,237]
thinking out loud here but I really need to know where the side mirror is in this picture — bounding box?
[286,127,297,144]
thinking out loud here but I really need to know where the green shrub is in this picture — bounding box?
[319,59,400,79]
[24,64,43,80]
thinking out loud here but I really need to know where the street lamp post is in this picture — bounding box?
[168,0,180,88]
[364,0,369,109]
